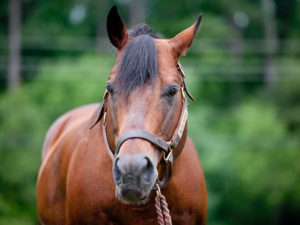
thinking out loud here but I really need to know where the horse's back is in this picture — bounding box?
[41,104,98,160]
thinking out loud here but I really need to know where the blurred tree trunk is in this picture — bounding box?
[8,0,21,92]
[262,0,278,85]
[229,20,242,58]
[96,0,109,51]
[129,0,145,27]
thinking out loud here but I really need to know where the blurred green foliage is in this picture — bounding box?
[0,54,112,224]
[0,0,300,225]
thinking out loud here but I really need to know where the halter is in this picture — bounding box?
[91,64,194,189]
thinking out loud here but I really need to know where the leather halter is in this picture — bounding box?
[91,64,194,189]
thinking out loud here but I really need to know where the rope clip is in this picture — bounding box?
[156,183,162,198]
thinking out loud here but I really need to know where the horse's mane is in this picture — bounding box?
[116,24,161,97]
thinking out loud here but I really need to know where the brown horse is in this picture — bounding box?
[37,6,207,225]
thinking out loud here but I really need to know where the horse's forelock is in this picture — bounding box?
[116,25,160,97]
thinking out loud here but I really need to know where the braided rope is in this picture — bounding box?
[155,190,172,225]
[155,194,165,225]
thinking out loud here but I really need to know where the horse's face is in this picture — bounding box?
[106,42,183,205]
[100,6,201,205]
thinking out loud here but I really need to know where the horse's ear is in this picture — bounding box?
[169,14,203,57]
[107,6,128,49]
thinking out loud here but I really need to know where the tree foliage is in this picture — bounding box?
[0,0,299,224]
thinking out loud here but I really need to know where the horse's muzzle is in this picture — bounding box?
[113,153,157,204]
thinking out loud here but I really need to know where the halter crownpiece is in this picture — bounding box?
[177,64,195,101]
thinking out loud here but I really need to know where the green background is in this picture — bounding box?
[0,0,299,224]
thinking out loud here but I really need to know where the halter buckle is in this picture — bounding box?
[163,144,173,164]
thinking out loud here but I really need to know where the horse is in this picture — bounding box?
[37,6,207,225]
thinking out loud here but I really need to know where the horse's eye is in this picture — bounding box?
[166,87,178,98]
[105,83,115,94]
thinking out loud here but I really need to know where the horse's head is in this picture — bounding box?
[91,6,202,205]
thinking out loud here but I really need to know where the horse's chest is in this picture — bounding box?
[68,204,155,225]
[68,198,196,225]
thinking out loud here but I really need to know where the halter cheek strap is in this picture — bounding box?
[177,64,195,101]
[89,91,108,129]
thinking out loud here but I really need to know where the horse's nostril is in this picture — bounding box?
[113,158,122,185]
[141,157,154,185]
[113,153,155,187]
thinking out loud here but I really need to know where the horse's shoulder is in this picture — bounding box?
[41,103,100,160]
[182,136,207,224]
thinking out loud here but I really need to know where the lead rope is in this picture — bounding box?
[155,184,172,225]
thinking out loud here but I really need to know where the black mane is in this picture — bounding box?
[116,24,161,96]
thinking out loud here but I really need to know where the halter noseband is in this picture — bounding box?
[94,64,193,189]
